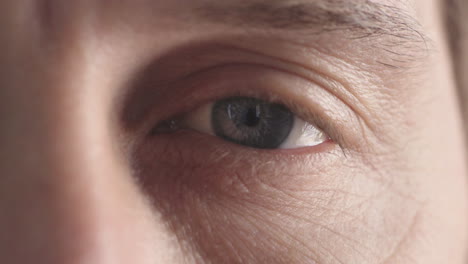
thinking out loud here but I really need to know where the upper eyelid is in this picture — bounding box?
[120,41,375,153]
[184,44,379,136]
[196,45,385,146]
[142,62,359,153]
[210,44,378,128]
[122,41,374,131]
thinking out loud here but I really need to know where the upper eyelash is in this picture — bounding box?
[153,91,346,156]
[140,62,350,155]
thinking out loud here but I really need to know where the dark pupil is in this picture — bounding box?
[212,97,294,149]
[244,107,259,127]
[236,105,260,127]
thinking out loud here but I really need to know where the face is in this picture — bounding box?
[0,0,466,263]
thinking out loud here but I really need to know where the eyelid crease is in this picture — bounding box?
[213,44,385,148]
[174,43,380,138]
[154,83,348,156]
[137,55,363,156]
[124,40,383,147]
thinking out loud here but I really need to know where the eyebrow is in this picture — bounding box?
[195,0,430,63]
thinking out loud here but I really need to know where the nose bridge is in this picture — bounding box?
[0,65,176,263]
[0,4,187,262]
[0,32,155,264]
[0,59,122,264]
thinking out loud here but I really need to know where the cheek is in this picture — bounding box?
[132,131,425,263]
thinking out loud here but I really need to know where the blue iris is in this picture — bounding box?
[212,97,294,149]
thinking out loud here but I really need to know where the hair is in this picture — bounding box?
[445,0,468,132]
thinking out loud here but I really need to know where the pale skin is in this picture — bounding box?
[0,0,466,263]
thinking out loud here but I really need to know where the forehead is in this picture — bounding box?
[15,0,428,87]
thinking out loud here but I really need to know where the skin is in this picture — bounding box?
[0,0,466,263]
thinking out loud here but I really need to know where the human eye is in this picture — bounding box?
[128,46,370,262]
[143,60,348,158]
[179,96,329,150]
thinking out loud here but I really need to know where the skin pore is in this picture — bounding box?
[0,0,466,263]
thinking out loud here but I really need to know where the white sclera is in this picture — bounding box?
[279,118,328,149]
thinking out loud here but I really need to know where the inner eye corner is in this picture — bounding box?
[151,118,181,135]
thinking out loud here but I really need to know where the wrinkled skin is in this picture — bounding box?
[0,0,466,263]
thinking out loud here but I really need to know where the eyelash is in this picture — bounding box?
[141,63,346,154]
[154,94,343,156]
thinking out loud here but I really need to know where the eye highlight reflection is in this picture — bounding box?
[184,96,329,149]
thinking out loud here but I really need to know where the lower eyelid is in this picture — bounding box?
[136,128,340,196]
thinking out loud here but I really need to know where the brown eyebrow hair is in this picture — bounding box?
[196,0,428,44]
[194,0,431,69]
